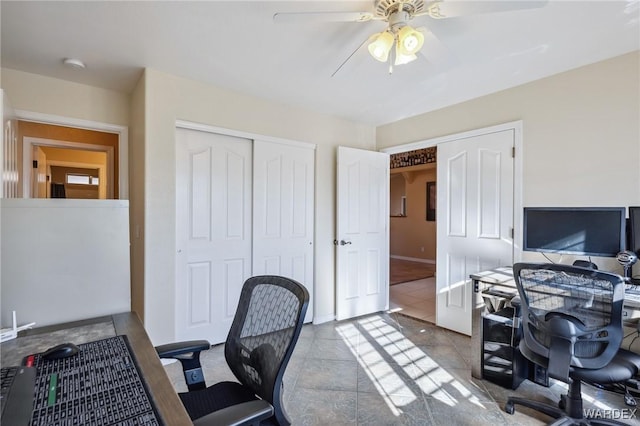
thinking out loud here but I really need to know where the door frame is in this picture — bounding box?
[45,159,108,199]
[23,136,114,199]
[175,120,316,151]
[380,121,524,275]
[15,109,128,199]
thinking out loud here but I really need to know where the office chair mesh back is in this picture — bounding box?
[225,276,308,407]
[506,263,640,423]
[515,263,624,377]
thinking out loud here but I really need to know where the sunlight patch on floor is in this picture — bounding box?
[336,321,413,417]
[337,314,491,415]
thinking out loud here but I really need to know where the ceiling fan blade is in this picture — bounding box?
[331,34,377,78]
[419,0,547,19]
[273,11,375,23]
[418,28,458,68]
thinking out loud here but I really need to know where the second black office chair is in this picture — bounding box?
[156,275,309,426]
[505,263,640,425]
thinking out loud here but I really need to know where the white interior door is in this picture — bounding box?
[175,128,252,344]
[336,146,389,321]
[436,129,515,335]
[252,139,315,322]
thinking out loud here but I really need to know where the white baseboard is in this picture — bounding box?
[390,255,436,265]
[312,314,335,325]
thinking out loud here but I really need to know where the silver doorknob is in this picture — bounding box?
[340,240,352,246]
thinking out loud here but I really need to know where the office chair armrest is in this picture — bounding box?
[155,340,211,359]
[155,340,211,391]
[192,400,274,426]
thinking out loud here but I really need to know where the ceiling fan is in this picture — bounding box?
[274,0,546,75]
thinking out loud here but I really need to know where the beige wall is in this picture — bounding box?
[390,168,437,261]
[378,52,640,205]
[378,51,640,273]
[390,174,406,216]
[142,68,375,344]
[1,69,130,126]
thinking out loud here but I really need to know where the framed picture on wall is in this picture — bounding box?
[426,181,436,221]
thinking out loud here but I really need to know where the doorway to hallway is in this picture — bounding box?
[389,258,437,323]
[387,147,437,323]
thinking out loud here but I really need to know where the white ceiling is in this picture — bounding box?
[2,1,638,126]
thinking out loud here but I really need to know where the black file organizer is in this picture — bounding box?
[482,306,528,389]
[481,304,549,389]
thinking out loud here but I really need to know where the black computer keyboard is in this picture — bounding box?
[624,283,640,304]
[1,366,36,426]
[26,335,162,426]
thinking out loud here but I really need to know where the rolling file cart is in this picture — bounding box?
[471,268,549,390]
[481,304,528,389]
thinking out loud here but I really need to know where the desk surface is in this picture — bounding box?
[471,266,640,310]
[0,312,192,426]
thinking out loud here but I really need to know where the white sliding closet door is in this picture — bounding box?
[175,128,252,344]
[252,140,315,322]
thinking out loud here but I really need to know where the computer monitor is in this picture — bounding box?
[629,206,640,255]
[523,207,625,258]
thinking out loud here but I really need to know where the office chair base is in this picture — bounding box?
[504,396,565,419]
[505,396,634,426]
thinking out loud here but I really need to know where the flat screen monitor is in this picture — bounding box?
[629,206,640,255]
[523,207,625,257]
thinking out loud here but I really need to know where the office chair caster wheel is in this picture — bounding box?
[504,401,515,415]
[558,395,566,410]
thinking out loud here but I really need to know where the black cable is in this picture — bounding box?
[627,334,640,352]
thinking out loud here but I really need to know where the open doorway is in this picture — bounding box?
[19,121,119,199]
[388,147,437,322]
[30,144,110,199]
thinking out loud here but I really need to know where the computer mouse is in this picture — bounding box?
[42,342,79,360]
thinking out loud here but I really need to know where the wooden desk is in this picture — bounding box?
[0,312,192,426]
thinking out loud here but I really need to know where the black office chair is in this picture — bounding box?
[504,263,640,425]
[156,275,309,426]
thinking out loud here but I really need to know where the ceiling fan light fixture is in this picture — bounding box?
[368,31,394,62]
[394,43,418,65]
[397,25,424,55]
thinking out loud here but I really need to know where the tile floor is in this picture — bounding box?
[389,277,437,323]
[163,311,637,425]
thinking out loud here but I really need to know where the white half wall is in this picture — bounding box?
[1,199,131,327]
